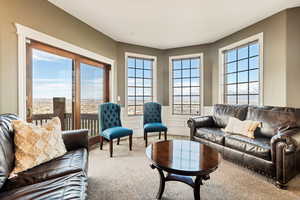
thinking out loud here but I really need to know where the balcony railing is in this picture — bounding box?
[32,113,99,138]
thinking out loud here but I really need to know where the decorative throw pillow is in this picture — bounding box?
[10,117,66,176]
[224,117,262,138]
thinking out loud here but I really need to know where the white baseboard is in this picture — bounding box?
[120,106,213,138]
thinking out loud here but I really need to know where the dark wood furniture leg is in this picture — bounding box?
[145,131,148,147]
[150,164,210,200]
[151,164,165,200]
[117,138,120,145]
[194,176,202,200]
[129,135,132,151]
[109,140,113,157]
[99,136,103,150]
[164,131,167,140]
[159,131,161,139]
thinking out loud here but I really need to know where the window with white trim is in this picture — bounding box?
[223,41,260,105]
[170,56,202,115]
[127,55,154,115]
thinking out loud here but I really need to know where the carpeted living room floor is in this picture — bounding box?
[88,136,300,200]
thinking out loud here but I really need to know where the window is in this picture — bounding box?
[27,40,110,137]
[170,55,202,115]
[126,54,155,115]
[223,41,260,105]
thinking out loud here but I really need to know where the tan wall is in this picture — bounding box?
[209,11,287,106]
[0,0,117,113]
[163,11,288,107]
[116,42,166,105]
[286,7,300,107]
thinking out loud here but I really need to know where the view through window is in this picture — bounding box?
[32,49,73,115]
[80,63,105,114]
[223,41,260,105]
[171,57,201,115]
[27,41,109,139]
[127,56,153,115]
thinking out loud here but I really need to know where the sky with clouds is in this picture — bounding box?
[32,49,104,100]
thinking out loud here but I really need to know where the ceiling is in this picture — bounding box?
[49,0,300,49]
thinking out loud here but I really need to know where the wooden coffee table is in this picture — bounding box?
[146,140,220,200]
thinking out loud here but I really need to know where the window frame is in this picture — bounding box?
[218,33,264,105]
[26,40,111,130]
[125,52,157,117]
[169,53,204,116]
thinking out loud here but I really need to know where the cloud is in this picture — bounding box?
[33,49,70,62]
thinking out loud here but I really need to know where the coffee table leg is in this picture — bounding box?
[150,164,165,200]
[193,176,202,200]
[156,168,165,199]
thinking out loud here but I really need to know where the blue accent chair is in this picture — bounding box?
[143,102,167,147]
[99,103,133,157]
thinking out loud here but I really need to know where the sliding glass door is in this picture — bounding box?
[26,40,110,141]
[80,61,108,138]
[29,48,74,130]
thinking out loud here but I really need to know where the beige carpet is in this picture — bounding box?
[88,136,300,200]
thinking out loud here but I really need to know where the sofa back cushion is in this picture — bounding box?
[0,114,18,189]
[246,107,298,138]
[213,104,248,128]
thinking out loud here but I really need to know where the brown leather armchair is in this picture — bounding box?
[188,104,300,188]
[0,114,89,199]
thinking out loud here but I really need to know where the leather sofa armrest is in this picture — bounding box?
[188,116,215,140]
[62,129,89,151]
[271,128,300,162]
[271,128,300,186]
[271,128,300,152]
[187,116,215,129]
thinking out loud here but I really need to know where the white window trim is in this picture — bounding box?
[124,52,157,117]
[218,32,264,105]
[168,53,204,117]
[15,23,116,120]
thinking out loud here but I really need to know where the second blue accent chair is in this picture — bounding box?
[143,102,168,147]
[99,103,133,157]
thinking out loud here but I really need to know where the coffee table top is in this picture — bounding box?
[146,140,220,176]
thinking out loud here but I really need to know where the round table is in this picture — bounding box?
[146,140,220,200]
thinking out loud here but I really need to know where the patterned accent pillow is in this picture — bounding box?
[224,117,262,139]
[10,117,66,176]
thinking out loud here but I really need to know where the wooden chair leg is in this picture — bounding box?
[129,135,132,151]
[164,131,167,140]
[99,136,103,150]
[159,132,161,139]
[109,140,113,157]
[117,138,120,145]
[145,131,148,147]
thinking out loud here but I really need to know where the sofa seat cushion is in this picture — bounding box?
[195,128,226,145]
[225,134,271,160]
[101,126,133,140]
[2,148,88,191]
[144,122,167,132]
[0,172,87,200]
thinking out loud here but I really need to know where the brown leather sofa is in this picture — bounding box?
[0,114,89,199]
[188,104,300,188]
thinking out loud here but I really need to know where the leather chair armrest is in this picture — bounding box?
[62,129,89,151]
[187,116,215,129]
